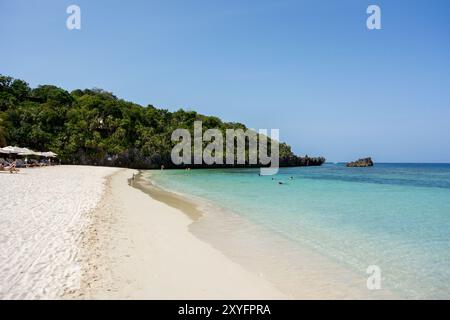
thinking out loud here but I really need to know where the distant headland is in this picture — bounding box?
[0,75,325,169]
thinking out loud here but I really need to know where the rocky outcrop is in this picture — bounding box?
[279,155,326,167]
[346,157,373,167]
[63,149,326,169]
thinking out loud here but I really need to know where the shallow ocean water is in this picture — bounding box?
[148,164,450,299]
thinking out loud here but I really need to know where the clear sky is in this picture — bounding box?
[1,0,449,162]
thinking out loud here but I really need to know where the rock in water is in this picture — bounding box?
[346,157,374,167]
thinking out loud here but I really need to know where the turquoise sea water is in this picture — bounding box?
[148,164,450,299]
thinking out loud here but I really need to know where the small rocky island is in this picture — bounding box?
[346,157,374,167]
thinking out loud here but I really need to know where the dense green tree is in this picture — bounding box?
[0,75,325,168]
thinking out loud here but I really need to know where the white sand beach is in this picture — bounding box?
[0,166,286,299]
[74,169,287,299]
[0,166,118,299]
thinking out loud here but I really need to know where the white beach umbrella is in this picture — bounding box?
[42,151,58,158]
[0,147,11,154]
[18,148,37,156]
[1,146,24,154]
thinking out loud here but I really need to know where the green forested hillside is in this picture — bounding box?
[0,75,324,168]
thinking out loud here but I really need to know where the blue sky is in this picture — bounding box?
[1,0,449,162]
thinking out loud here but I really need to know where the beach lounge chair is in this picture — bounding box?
[0,163,16,173]
[1,161,20,173]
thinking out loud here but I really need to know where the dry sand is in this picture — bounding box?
[75,169,287,299]
[0,165,286,299]
[0,166,118,299]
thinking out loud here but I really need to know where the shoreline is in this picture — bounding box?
[74,168,287,299]
[139,170,396,299]
[1,165,397,299]
[132,171,203,221]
